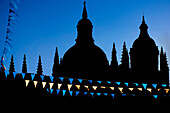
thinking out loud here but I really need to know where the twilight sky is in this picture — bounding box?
[0,0,170,76]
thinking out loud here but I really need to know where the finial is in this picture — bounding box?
[82,1,87,19]
[142,15,145,24]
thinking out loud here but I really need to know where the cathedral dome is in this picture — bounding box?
[59,2,109,80]
[132,37,157,50]
[60,44,109,80]
[77,18,93,28]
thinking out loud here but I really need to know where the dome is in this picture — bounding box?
[60,44,109,80]
[132,37,157,50]
[59,1,109,80]
[77,19,93,28]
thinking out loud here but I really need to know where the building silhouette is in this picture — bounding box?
[53,2,169,84]
[0,1,169,104]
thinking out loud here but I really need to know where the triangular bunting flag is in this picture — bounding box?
[42,82,46,88]
[13,72,16,78]
[84,85,89,91]
[77,79,83,83]
[47,88,49,92]
[69,78,74,84]
[90,92,94,97]
[50,89,54,94]
[75,91,79,96]
[107,81,111,84]
[49,83,54,89]
[97,80,102,84]
[124,82,128,87]
[69,91,73,96]
[31,74,35,81]
[75,85,80,89]
[152,84,157,88]
[92,86,97,90]
[147,88,152,93]
[111,94,115,99]
[59,77,64,82]
[25,80,30,87]
[56,89,60,95]
[133,83,139,86]
[58,83,62,89]
[84,92,87,95]
[122,94,126,97]
[153,95,158,99]
[129,88,134,91]
[22,73,25,79]
[33,81,38,88]
[40,75,44,81]
[138,88,142,91]
[88,80,92,84]
[5,70,9,77]
[110,87,114,90]
[104,93,107,96]
[116,82,121,85]
[162,84,167,87]
[67,84,72,91]
[63,90,66,96]
[50,76,54,82]
[97,93,101,96]
[165,89,169,93]
[118,87,123,93]
[142,83,147,89]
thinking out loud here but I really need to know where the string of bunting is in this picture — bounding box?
[0,0,20,70]
[2,70,170,99]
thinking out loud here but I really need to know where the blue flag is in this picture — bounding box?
[50,76,54,82]
[107,81,111,84]
[116,82,121,85]
[69,91,73,96]
[90,92,94,97]
[77,79,83,83]
[88,80,93,84]
[40,75,44,81]
[104,93,107,96]
[153,95,158,99]
[76,91,79,96]
[22,73,25,79]
[13,72,16,78]
[97,93,101,96]
[162,84,167,87]
[31,74,35,81]
[50,89,54,94]
[5,70,9,77]
[111,94,115,99]
[63,90,66,96]
[69,78,74,84]
[84,92,87,95]
[142,83,147,89]
[97,80,102,84]
[59,77,64,82]
[152,84,157,88]
[56,89,60,95]
[124,82,128,87]
[133,83,139,86]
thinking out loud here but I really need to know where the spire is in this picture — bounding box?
[82,1,87,19]
[139,15,149,38]
[52,47,60,77]
[110,43,118,71]
[140,15,148,30]
[37,55,43,75]
[22,54,27,73]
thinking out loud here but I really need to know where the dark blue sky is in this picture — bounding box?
[0,0,170,75]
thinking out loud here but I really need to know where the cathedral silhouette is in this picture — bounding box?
[53,2,169,84]
[0,1,169,104]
